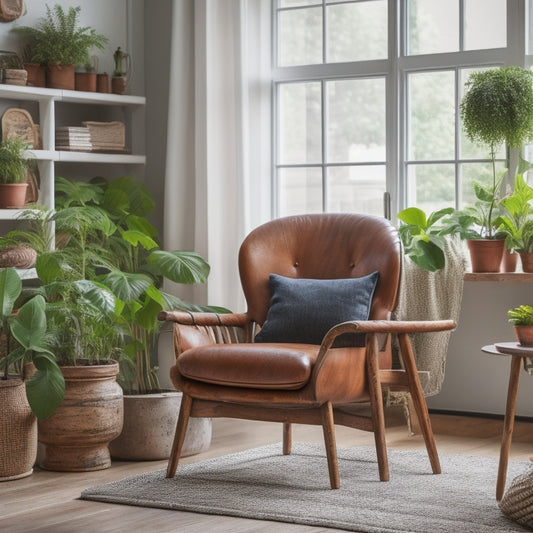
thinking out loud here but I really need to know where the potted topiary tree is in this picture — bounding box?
[460,66,533,272]
[0,137,30,209]
[12,4,108,90]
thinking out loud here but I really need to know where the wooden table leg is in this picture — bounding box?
[496,355,522,501]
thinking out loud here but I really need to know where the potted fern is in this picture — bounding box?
[459,66,533,271]
[0,137,29,209]
[12,4,108,90]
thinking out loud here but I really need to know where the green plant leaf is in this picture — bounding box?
[0,267,21,321]
[9,295,47,350]
[397,207,427,227]
[147,250,210,284]
[73,279,116,315]
[25,352,65,419]
[102,270,152,302]
[121,230,158,251]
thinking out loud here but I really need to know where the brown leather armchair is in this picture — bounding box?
[159,213,455,489]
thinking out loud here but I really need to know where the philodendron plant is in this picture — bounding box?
[0,267,64,419]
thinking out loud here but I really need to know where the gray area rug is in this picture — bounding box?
[81,443,530,532]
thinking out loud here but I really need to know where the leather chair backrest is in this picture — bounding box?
[239,213,401,326]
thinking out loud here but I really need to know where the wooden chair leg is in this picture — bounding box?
[321,401,340,489]
[398,333,441,475]
[166,393,193,478]
[367,333,389,481]
[283,423,292,455]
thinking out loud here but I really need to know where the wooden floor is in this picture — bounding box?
[2,408,533,533]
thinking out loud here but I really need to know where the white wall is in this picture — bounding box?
[427,281,533,417]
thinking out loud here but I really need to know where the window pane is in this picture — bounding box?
[326,1,387,63]
[408,71,455,160]
[326,78,386,163]
[278,82,322,164]
[278,7,322,66]
[278,167,323,216]
[407,0,459,55]
[327,165,385,216]
[407,164,456,213]
[461,162,506,206]
[464,0,506,50]
[279,0,321,7]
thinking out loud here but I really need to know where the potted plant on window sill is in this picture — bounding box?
[459,66,533,271]
[12,4,108,90]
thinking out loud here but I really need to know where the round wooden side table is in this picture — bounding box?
[481,342,533,501]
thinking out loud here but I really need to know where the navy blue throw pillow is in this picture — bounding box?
[254,271,379,346]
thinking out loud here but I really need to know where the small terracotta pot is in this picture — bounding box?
[514,325,533,347]
[24,63,46,87]
[467,238,505,273]
[47,64,75,90]
[520,252,533,273]
[96,73,109,93]
[75,72,96,92]
[111,76,127,95]
[0,183,28,208]
[500,249,518,273]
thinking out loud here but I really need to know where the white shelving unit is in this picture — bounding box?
[0,84,146,219]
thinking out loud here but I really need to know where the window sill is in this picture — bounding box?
[464,272,533,282]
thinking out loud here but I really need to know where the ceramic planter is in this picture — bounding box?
[38,360,123,471]
[466,239,505,273]
[514,325,533,347]
[23,63,46,87]
[0,378,37,481]
[75,72,96,92]
[47,64,75,90]
[520,252,533,273]
[109,391,212,460]
[0,183,28,209]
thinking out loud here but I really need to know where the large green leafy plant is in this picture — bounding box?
[54,176,222,394]
[12,4,108,67]
[0,268,64,419]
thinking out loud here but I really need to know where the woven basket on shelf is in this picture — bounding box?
[0,245,37,269]
[81,120,125,150]
[499,466,533,528]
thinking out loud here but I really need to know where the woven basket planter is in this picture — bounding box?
[0,245,37,269]
[499,467,533,529]
[0,378,37,481]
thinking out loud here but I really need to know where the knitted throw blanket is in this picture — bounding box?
[392,237,468,397]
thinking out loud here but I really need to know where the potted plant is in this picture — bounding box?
[460,66,533,271]
[54,176,218,460]
[508,304,533,346]
[74,60,97,92]
[0,267,64,480]
[12,4,108,90]
[397,206,455,271]
[0,137,30,209]
[496,174,533,272]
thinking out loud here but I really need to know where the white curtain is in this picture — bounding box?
[164,0,271,313]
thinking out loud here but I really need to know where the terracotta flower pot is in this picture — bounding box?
[0,378,37,481]
[500,249,518,273]
[111,76,127,95]
[466,239,505,273]
[520,252,533,273]
[0,183,28,209]
[24,63,46,87]
[47,64,75,90]
[75,72,96,92]
[96,73,109,93]
[38,361,123,472]
[514,325,533,347]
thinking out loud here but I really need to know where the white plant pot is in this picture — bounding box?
[109,391,212,460]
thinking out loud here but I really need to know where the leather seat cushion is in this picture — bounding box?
[177,343,319,390]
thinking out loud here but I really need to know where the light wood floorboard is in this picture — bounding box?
[2,408,533,533]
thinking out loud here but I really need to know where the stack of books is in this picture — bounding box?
[55,126,92,151]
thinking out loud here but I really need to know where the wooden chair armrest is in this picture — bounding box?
[158,310,250,328]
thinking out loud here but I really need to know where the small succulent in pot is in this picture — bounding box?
[508,305,533,346]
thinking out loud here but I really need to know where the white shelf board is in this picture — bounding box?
[56,151,146,164]
[59,89,145,106]
[16,267,37,280]
[0,84,59,101]
[0,208,31,220]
